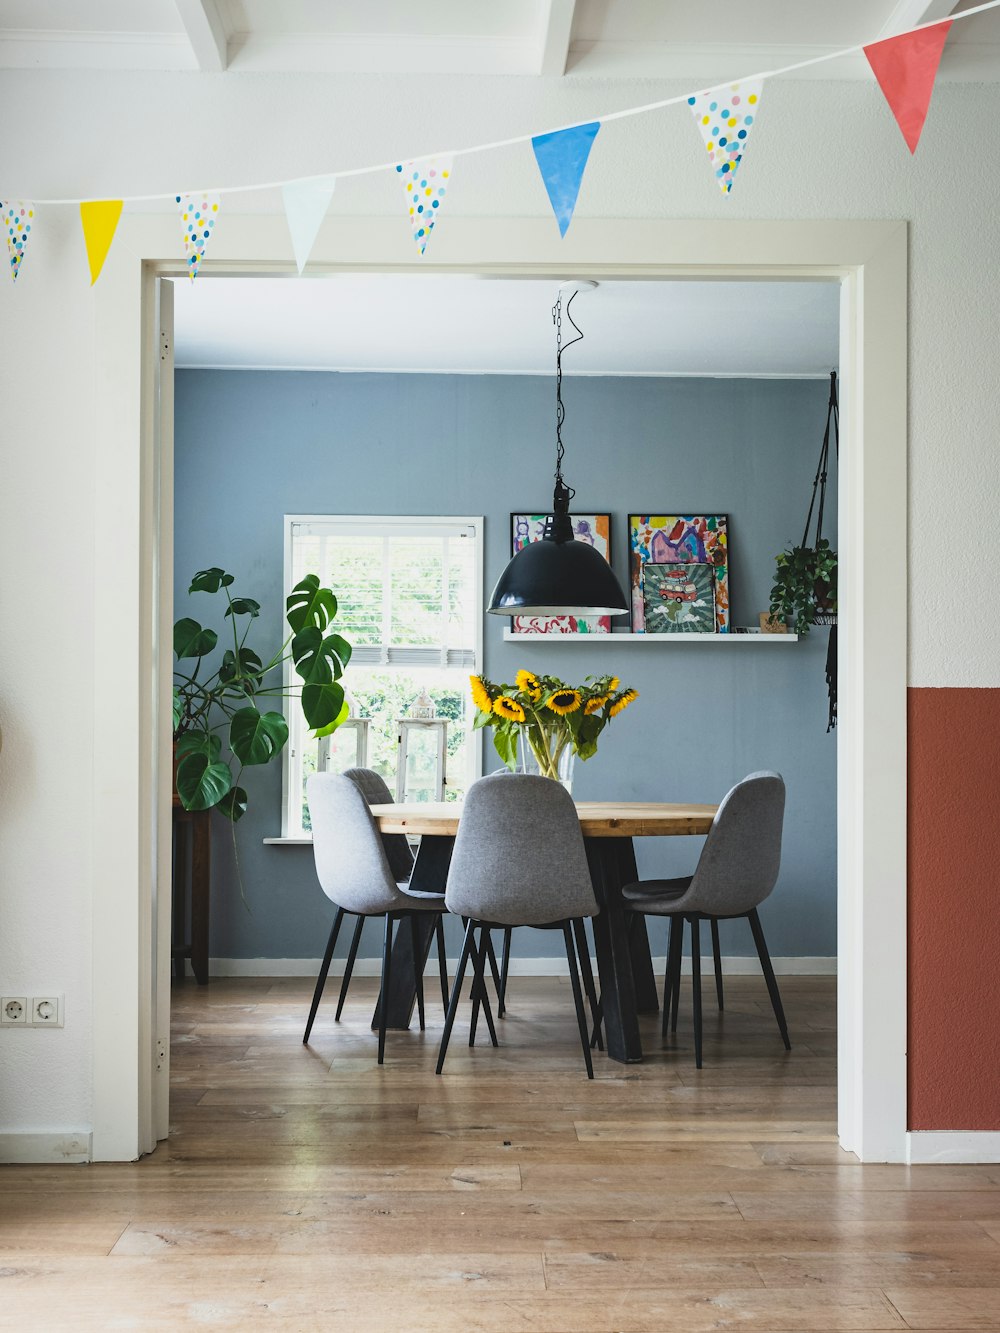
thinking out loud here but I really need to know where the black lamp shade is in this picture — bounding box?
[488,536,630,617]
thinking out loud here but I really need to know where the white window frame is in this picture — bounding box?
[281,513,484,837]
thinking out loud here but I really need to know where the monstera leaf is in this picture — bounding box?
[173,618,218,660]
[225,597,260,619]
[286,575,337,634]
[188,567,234,594]
[291,628,352,684]
[217,785,248,823]
[229,708,289,766]
[302,682,347,737]
[175,750,233,811]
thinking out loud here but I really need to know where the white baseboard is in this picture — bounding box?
[206,955,837,978]
[0,1132,92,1165]
[906,1131,1000,1164]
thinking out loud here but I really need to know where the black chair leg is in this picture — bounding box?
[437,918,475,1075]
[690,916,703,1069]
[484,930,504,1009]
[435,914,449,1014]
[498,927,512,1017]
[748,907,791,1050]
[663,915,683,1039]
[377,914,394,1065]
[410,913,425,1032]
[469,926,499,1048]
[563,922,594,1080]
[303,906,344,1043]
[710,917,724,1011]
[335,914,365,1020]
[573,918,603,1052]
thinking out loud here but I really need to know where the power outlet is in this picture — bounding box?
[31,996,62,1027]
[2,997,27,1025]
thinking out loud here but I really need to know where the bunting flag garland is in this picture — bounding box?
[282,178,336,273]
[396,157,452,254]
[688,81,762,194]
[3,201,34,282]
[79,200,123,285]
[177,191,221,281]
[531,122,600,237]
[863,20,952,153]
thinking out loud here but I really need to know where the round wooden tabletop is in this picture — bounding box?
[369,800,717,839]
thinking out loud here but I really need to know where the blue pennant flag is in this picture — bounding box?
[531,121,601,238]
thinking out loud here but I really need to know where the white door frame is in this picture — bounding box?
[93,215,907,1162]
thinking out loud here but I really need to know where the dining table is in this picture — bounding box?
[369,799,718,1064]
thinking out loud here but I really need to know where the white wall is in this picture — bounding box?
[0,71,997,1143]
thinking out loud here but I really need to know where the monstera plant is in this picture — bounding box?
[172,567,350,820]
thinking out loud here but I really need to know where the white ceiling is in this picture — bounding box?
[0,0,996,78]
[172,276,840,377]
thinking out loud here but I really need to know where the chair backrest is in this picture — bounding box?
[307,772,407,915]
[341,766,415,882]
[684,771,785,916]
[445,773,598,926]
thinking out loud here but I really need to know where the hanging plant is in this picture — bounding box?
[769,537,837,635]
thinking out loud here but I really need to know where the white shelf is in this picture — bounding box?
[502,630,799,643]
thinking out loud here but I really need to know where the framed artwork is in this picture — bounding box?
[628,514,729,633]
[509,512,613,635]
[642,562,717,634]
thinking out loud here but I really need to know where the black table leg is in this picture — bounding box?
[585,837,645,1064]
[377,835,454,1031]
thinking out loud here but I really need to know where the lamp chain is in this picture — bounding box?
[552,292,584,497]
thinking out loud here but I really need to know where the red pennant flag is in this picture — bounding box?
[863,20,951,154]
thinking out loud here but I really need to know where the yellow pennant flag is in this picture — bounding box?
[79,200,123,285]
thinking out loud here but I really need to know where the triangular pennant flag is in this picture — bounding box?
[864,20,951,154]
[396,157,452,255]
[687,81,762,194]
[177,192,221,281]
[79,200,123,285]
[531,122,600,238]
[2,201,35,282]
[282,178,336,274]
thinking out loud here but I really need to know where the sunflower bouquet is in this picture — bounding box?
[469,669,638,775]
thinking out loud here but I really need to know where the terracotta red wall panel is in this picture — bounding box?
[908,688,1000,1130]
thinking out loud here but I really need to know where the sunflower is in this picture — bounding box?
[609,688,638,717]
[608,676,620,693]
[515,669,542,701]
[546,689,581,716]
[585,694,608,715]
[470,675,493,713]
[493,695,525,723]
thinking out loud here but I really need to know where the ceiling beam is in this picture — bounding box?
[174,0,228,71]
[535,0,577,76]
[876,0,958,39]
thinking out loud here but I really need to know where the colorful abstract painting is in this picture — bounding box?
[510,513,613,635]
[642,563,717,634]
[628,515,729,633]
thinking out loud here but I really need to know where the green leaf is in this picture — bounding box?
[314,698,350,740]
[217,786,248,823]
[229,708,289,766]
[291,628,351,684]
[175,731,221,761]
[492,727,518,771]
[175,752,232,812]
[286,575,337,634]
[301,681,345,734]
[189,567,234,594]
[219,647,264,685]
[225,597,260,618]
[173,618,219,659]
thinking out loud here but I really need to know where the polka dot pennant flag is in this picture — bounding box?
[687,81,763,194]
[176,192,221,281]
[395,157,452,255]
[3,201,35,283]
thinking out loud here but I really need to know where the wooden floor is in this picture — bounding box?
[2,975,1000,1331]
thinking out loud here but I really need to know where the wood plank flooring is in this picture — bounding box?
[2,975,999,1330]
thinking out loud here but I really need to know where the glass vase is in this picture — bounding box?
[517,729,576,795]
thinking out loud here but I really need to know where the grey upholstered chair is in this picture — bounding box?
[436,773,599,1078]
[621,771,790,1068]
[304,768,449,1063]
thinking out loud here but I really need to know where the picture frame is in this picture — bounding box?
[627,514,730,633]
[509,512,614,635]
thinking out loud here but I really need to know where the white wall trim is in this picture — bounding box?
[0,1132,93,1165]
[206,955,837,978]
[906,1132,1000,1165]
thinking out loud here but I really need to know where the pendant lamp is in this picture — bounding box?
[487,283,630,618]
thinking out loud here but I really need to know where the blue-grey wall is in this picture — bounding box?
[175,370,837,961]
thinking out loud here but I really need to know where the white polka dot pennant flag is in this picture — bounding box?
[3,201,35,282]
[687,81,763,194]
[177,192,221,281]
[395,157,452,255]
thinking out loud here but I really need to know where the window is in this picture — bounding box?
[283,514,483,837]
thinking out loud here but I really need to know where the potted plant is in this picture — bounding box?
[768,537,838,635]
[173,566,351,820]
